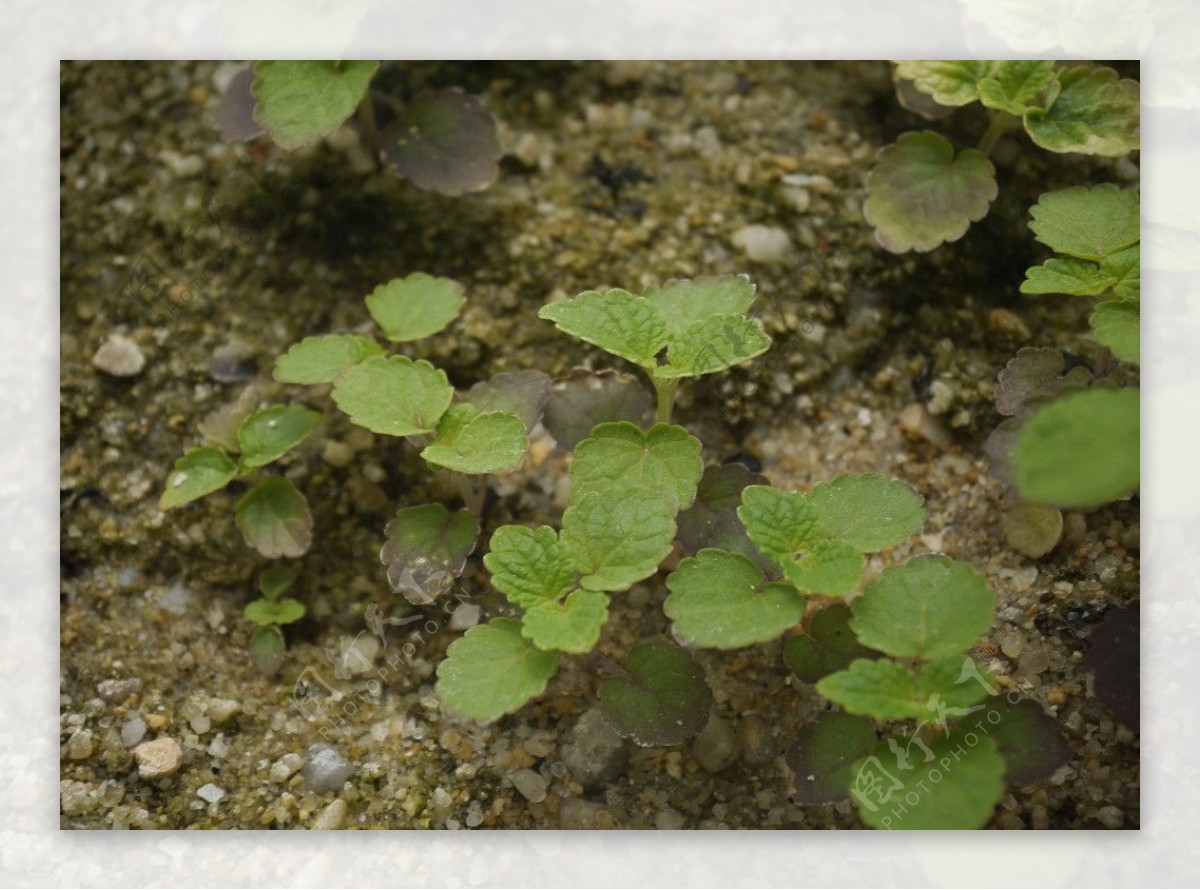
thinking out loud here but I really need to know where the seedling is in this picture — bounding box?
[780,554,1070,829]
[272,272,549,602]
[1021,184,1140,364]
[244,565,306,676]
[865,61,1139,253]
[213,61,502,196]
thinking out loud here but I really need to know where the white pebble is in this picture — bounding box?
[92,334,146,377]
[731,225,796,265]
[511,768,547,803]
[197,783,225,804]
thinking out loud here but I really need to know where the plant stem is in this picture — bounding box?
[977,113,1012,158]
[653,376,678,424]
[453,473,488,517]
[358,93,381,166]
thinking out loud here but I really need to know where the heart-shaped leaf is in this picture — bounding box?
[642,274,757,337]
[665,548,804,649]
[560,487,677,592]
[849,556,995,661]
[1021,256,1117,296]
[421,406,528,475]
[599,640,712,747]
[804,474,925,553]
[365,273,465,343]
[1090,300,1140,364]
[483,524,577,609]
[656,314,771,379]
[570,422,703,509]
[436,618,558,722]
[273,334,383,384]
[235,476,313,558]
[864,131,997,253]
[252,60,379,150]
[977,60,1057,116]
[817,656,992,721]
[520,589,609,654]
[236,405,322,468]
[994,347,1092,417]
[1013,387,1139,508]
[539,289,670,369]
[1027,184,1140,261]
[381,504,479,605]
[258,564,298,600]
[987,698,1072,784]
[381,88,502,196]
[159,447,238,510]
[331,355,453,437]
[786,711,878,805]
[893,60,997,107]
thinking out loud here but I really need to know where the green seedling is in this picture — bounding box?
[159,404,321,558]
[865,61,1139,253]
[244,565,306,676]
[213,61,502,196]
[273,271,549,602]
[781,554,1070,829]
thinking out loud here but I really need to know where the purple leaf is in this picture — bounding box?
[381,88,501,196]
[464,370,552,433]
[1085,604,1139,732]
[212,65,264,143]
[542,369,653,451]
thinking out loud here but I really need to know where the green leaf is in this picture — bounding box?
[570,422,703,509]
[642,274,757,337]
[483,525,576,609]
[676,463,773,572]
[850,555,995,661]
[784,603,879,684]
[805,474,926,552]
[780,538,865,596]
[987,699,1072,785]
[864,131,998,253]
[656,314,771,378]
[664,549,804,649]
[381,504,479,605]
[464,370,552,432]
[257,565,298,600]
[249,625,286,677]
[560,487,677,592]
[1100,244,1141,301]
[331,355,453,437]
[851,731,1005,829]
[380,88,502,196]
[1001,501,1064,559]
[1091,300,1140,364]
[598,640,712,747]
[1023,65,1140,157]
[421,406,528,474]
[520,589,609,654]
[737,485,822,564]
[542,369,652,451]
[273,334,383,384]
[159,447,238,509]
[1021,256,1116,296]
[817,656,992,721]
[236,405,322,468]
[785,711,878,806]
[436,618,558,722]
[235,476,313,559]
[539,289,669,369]
[977,60,1057,115]
[252,60,379,150]
[244,596,306,627]
[994,347,1092,418]
[365,273,466,342]
[893,61,997,107]
[1013,387,1140,508]
[1027,185,1140,260]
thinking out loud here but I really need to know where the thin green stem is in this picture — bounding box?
[357,93,381,166]
[977,112,1014,158]
[653,376,678,425]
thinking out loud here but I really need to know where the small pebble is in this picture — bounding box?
[655,807,686,830]
[65,729,94,761]
[197,783,225,804]
[1094,805,1124,829]
[96,677,143,703]
[1018,645,1050,676]
[121,717,147,747]
[1002,502,1063,559]
[206,698,240,727]
[92,334,145,377]
[1000,631,1025,660]
[512,768,548,803]
[449,602,481,631]
[561,708,628,792]
[269,752,304,783]
[133,736,183,780]
[738,715,775,767]
[693,716,739,773]
[898,402,952,449]
[303,743,356,793]
[322,440,355,469]
[731,224,795,265]
[465,800,485,828]
[312,797,348,830]
[210,340,257,383]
